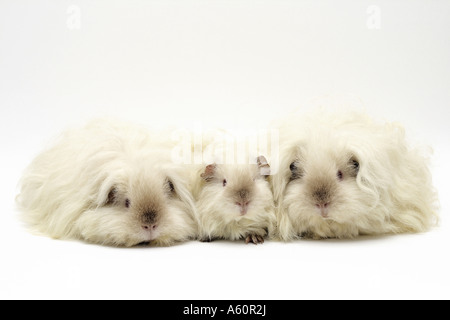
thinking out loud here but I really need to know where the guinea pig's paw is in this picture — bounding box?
[245,234,265,245]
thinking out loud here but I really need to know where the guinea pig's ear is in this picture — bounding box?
[201,164,217,182]
[257,156,271,177]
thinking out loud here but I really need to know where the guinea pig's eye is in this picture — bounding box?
[164,178,177,197]
[223,179,227,187]
[290,162,296,171]
[125,199,130,208]
[337,170,343,181]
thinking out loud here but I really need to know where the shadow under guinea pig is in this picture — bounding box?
[298,233,408,244]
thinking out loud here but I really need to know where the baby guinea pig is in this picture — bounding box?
[193,156,276,244]
[272,112,439,240]
[17,120,198,247]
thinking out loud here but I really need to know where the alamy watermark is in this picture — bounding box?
[170,125,280,175]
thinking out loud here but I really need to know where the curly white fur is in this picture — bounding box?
[271,112,439,240]
[16,119,198,247]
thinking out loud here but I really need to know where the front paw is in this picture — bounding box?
[245,234,265,245]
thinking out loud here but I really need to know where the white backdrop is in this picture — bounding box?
[1,0,449,300]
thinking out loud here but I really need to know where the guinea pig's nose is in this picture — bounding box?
[141,210,158,231]
[236,201,251,215]
[142,224,158,231]
[315,202,330,218]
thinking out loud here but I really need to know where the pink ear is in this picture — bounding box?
[257,156,271,177]
[201,164,217,181]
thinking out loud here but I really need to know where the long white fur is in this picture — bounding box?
[16,119,198,247]
[189,130,276,242]
[191,164,276,242]
[272,111,439,240]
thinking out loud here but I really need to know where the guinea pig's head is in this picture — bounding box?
[197,156,273,222]
[286,145,360,218]
[76,162,196,247]
[274,111,439,239]
[278,134,378,236]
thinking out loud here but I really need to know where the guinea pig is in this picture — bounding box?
[271,112,439,240]
[16,119,198,247]
[192,156,276,244]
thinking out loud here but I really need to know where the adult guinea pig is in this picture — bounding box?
[192,157,275,244]
[16,119,198,247]
[271,112,439,240]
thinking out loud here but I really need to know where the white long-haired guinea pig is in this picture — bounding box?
[16,120,198,247]
[192,157,276,244]
[272,112,439,240]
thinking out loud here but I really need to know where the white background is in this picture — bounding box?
[1,0,449,300]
